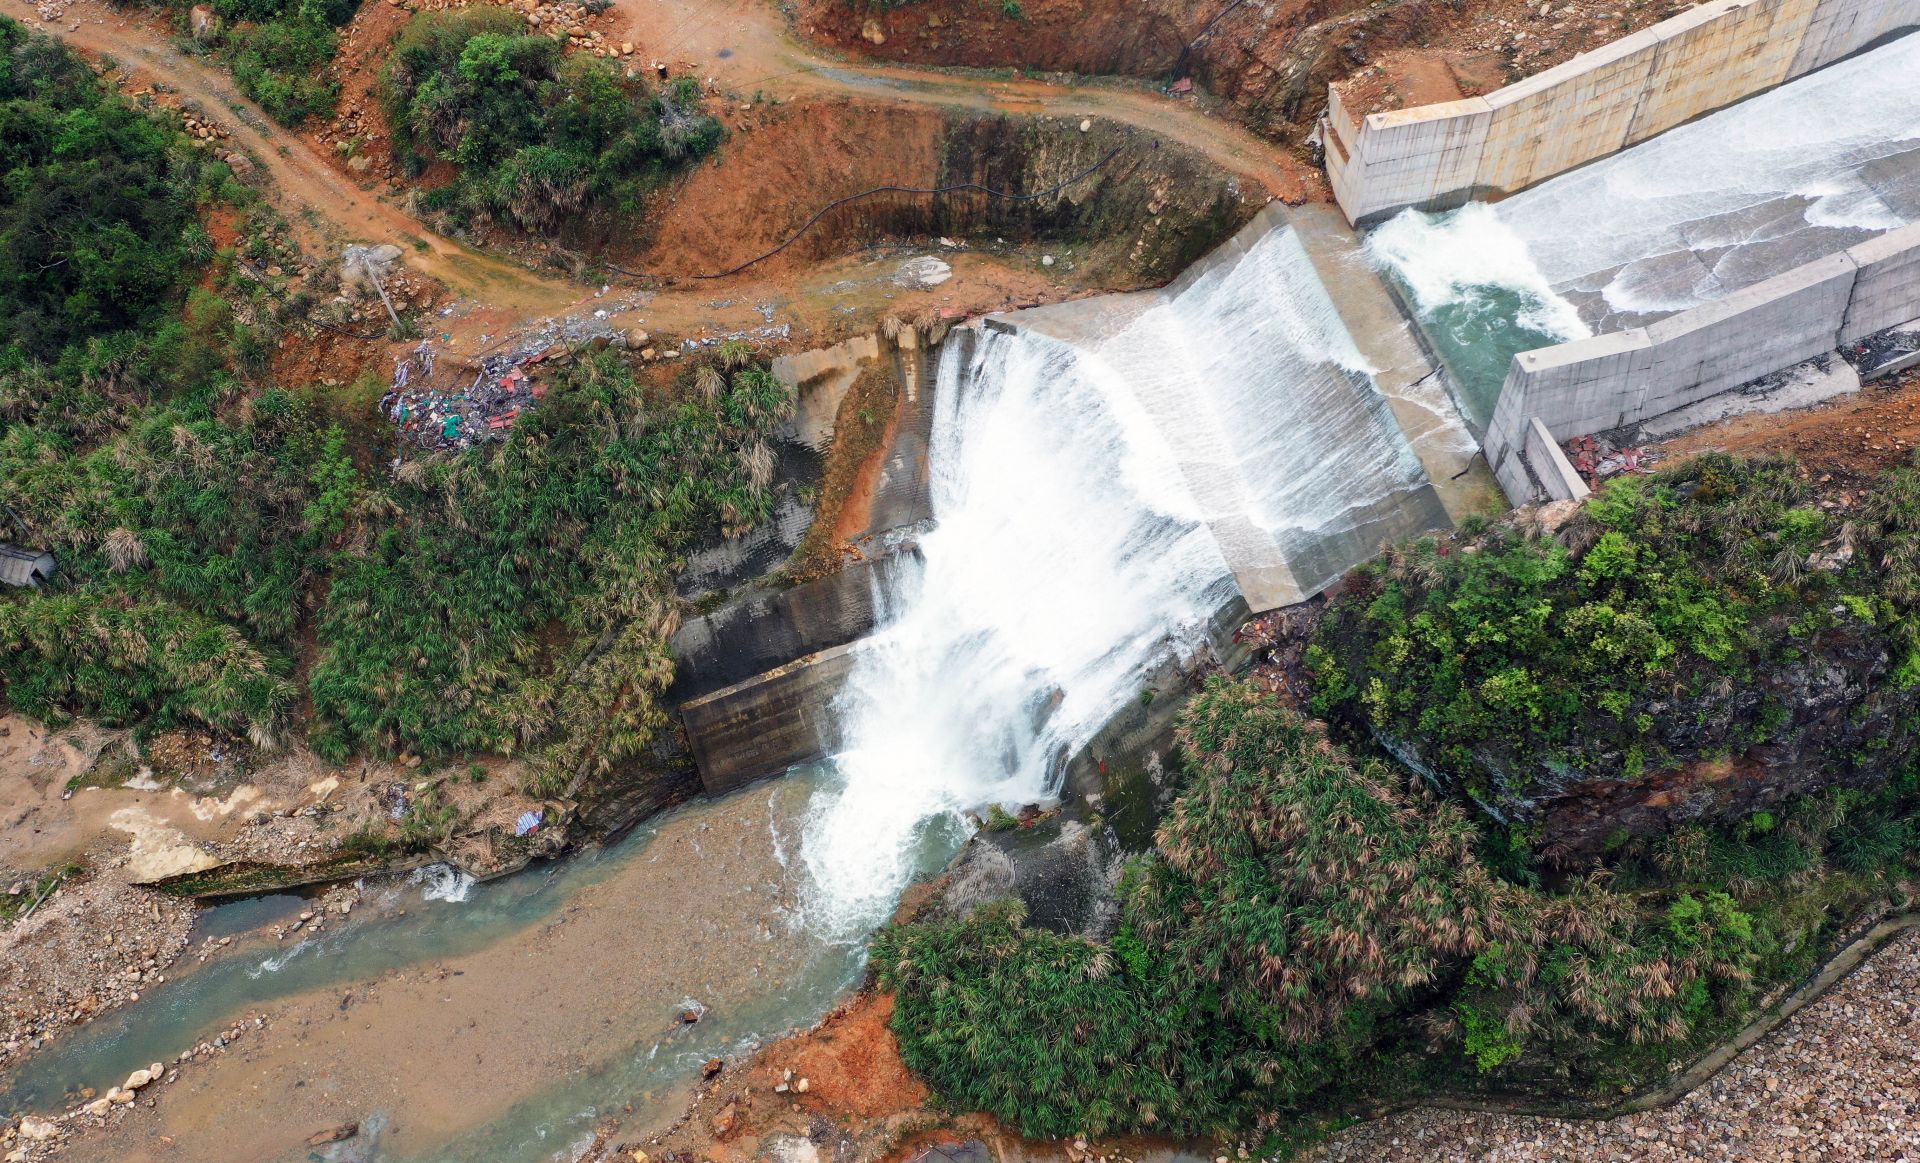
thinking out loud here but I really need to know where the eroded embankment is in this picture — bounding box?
[631,99,1263,287]
[791,0,1674,147]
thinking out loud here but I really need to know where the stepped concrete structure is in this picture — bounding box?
[1326,0,1920,225]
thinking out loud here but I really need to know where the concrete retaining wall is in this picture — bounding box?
[1844,222,1920,342]
[1325,0,1919,224]
[1487,226,1920,502]
[679,643,859,796]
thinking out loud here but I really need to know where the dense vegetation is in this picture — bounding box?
[310,345,789,792]
[1310,455,1920,807]
[216,0,355,126]
[175,0,357,126]
[881,670,1920,1138]
[0,20,214,359]
[879,458,1920,1139]
[0,23,789,803]
[382,8,721,233]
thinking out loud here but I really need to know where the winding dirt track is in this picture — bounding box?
[0,0,584,309]
[612,0,1314,203]
[3,0,1311,317]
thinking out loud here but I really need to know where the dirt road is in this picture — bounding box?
[0,0,584,309]
[609,0,1316,203]
[3,0,1310,318]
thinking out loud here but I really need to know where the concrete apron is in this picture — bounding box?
[1286,202,1501,520]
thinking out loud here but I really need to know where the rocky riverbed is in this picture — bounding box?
[0,773,855,1163]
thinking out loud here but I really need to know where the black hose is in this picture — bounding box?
[691,146,1125,280]
[1172,0,1251,79]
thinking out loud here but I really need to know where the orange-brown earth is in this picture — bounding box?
[1651,367,1920,485]
[1329,0,1695,120]
[794,0,1701,141]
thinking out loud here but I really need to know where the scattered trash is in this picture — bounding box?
[1566,434,1657,485]
[514,810,544,837]
[381,339,548,453]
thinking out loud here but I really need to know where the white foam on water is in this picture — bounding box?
[410,863,476,904]
[797,223,1434,943]
[246,940,311,979]
[796,328,1237,942]
[1367,202,1592,342]
[1371,31,1920,321]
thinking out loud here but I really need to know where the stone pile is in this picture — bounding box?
[506,0,637,60]
[1,878,194,1073]
[179,112,228,145]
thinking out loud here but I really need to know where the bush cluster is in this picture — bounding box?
[0,20,211,358]
[309,345,790,791]
[215,0,354,126]
[881,669,1920,1137]
[382,9,720,234]
[878,684,1515,1137]
[1310,455,1920,796]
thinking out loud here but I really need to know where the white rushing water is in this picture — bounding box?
[1372,31,1920,325]
[1366,30,1920,422]
[798,223,1436,941]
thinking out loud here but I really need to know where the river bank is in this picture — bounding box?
[0,772,868,1163]
[571,914,1920,1163]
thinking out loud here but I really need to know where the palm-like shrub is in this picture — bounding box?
[1137,683,1512,1044]
[879,680,1513,1136]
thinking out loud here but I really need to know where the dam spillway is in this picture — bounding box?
[794,208,1472,938]
[1368,29,1920,430]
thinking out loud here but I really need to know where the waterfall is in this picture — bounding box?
[796,327,1239,940]
[798,221,1441,942]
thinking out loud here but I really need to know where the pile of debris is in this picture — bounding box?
[382,340,550,453]
[507,0,638,60]
[1566,433,1657,485]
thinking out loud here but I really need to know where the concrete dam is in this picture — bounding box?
[678,2,1920,960]
[1369,28,1920,431]
[746,205,1487,937]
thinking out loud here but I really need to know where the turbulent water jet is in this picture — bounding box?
[798,216,1452,941]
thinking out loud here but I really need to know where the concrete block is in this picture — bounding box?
[1841,222,1920,342]
[1789,0,1917,75]
[1335,99,1492,221]
[1526,417,1591,502]
[1625,0,1814,145]
[1480,29,1659,194]
[680,643,860,796]
[670,551,910,701]
[1640,253,1856,408]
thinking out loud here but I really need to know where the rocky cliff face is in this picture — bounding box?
[793,0,1447,145]
[1447,620,1920,858]
[1305,456,1920,864]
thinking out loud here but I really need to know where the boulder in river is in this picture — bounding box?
[306,1123,359,1147]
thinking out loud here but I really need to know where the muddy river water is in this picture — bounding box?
[2,771,883,1163]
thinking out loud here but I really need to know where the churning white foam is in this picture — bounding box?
[796,223,1438,943]
[411,863,476,903]
[1366,202,1592,342]
[796,328,1237,941]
